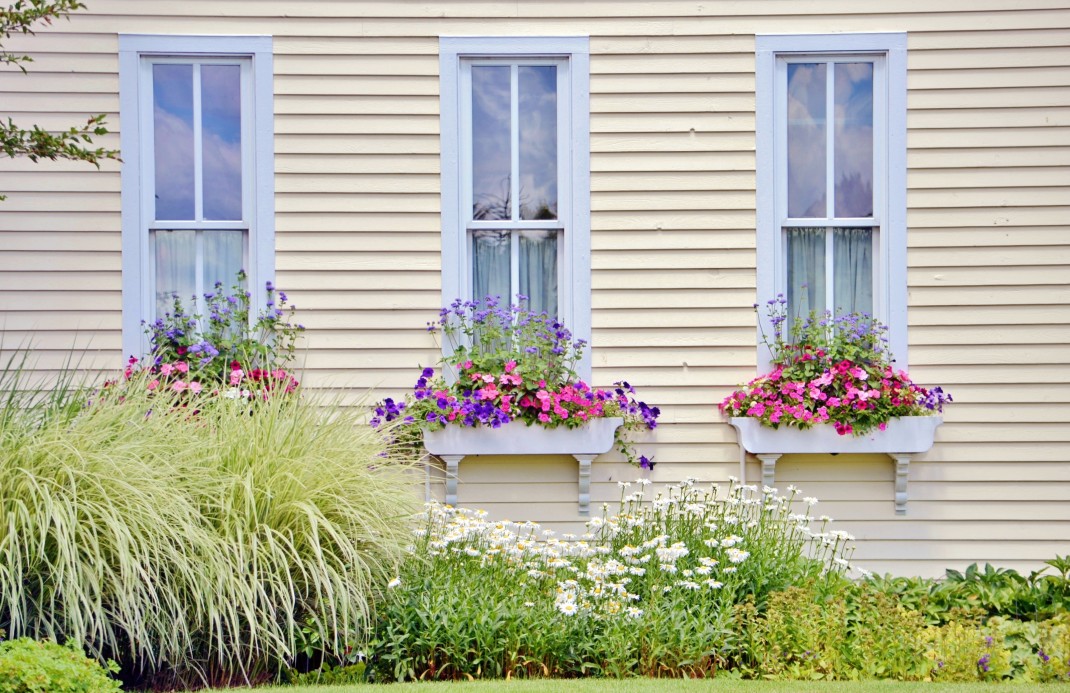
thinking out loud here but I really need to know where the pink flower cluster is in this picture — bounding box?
[720,358,933,436]
[123,356,298,400]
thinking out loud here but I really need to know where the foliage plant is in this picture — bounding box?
[0,1,120,200]
[372,296,660,467]
[0,635,123,693]
[368,480,860,681]
[137,270,303,395]
[734,582,931,681]
[720,295,951,436]
[868,557,1070,626]
[0,358,419,688]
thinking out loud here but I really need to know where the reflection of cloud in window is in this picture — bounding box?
[786,63,826,218]
[153,106,242,221]
[519,66,557,220]
[472,66,511,219]
[834,63,873,218]
[154,107,195,219]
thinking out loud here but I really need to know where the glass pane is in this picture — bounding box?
[201,65,243,221]
[834,63,874,218]
[204,230,245,294]
[518,66,558,220]
[472,230,511,305]
[155,230,196,318]
[471,66,511,221]
[786,227,826,323]
[519,230,558,316]
[786,63,827,218]
[833,227,873,315]
[153,63,195,220]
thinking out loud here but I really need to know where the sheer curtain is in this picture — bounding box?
[786,227,825,322]
[787,226,873,322]
[155,230,244,319]
[519,230,557,316]
[833,227,873,315]
[472,230,511,304]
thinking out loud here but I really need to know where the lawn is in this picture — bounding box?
[255,680,1069,693]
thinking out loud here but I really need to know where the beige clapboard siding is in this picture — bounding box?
[0,2,1066,575]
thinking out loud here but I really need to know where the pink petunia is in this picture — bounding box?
[189,381,203,395]
[174,361,189,374]
[172,380,187,393]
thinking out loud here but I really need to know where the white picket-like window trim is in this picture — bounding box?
[118,34,274,359]
[756,32,907,368]
[440,36,591,379]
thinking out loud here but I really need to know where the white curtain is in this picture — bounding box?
[787,226,873,322]
[155,230,244,319]
[472,229,511,304]
[833,227,873,315]
[786,227,825,322]
[519,230,557,316]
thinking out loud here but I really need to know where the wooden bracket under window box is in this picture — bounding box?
[423,417,623,517]
[728,416,942,515]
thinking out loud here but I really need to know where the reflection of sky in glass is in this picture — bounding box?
[472,66,511,220]
[786,63,826,218]
[153,64,195,220]
[202,65,243,220]
[519,66,557,220]
[834,63,873,218]
[152,62,244,222]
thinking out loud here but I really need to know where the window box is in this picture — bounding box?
[728,416,941,515]
[423,417,623,516]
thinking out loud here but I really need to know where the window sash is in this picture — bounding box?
[774,52,886,318]
[140,56,254,231]
[460,57,570,231]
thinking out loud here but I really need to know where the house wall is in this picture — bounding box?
[0,1,1067,577]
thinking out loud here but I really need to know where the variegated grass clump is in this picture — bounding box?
[369,479,860,680]
[0,358,420,687]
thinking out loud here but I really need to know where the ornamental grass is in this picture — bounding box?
[0,355,420,689]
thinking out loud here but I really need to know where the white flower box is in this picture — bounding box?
[728,416,942,515]
[423,417,623,516]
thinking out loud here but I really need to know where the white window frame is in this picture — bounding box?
[440,36,591,379]
[756,32,907,369]
[119,34,274,359]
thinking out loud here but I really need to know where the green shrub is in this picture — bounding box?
[736,582,930,681]
[369,480,859,681]
[0,637,121,693]
[0,364,420,687]
[923,621,1012,682]
[868,557,1070,626]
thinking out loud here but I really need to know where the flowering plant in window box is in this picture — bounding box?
[372,296,660,468]
[121,271,304,401]
[719,296,951,437]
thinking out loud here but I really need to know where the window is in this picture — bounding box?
[119,35,274,358]
[440,37,591,376]
[756,33,907,365]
